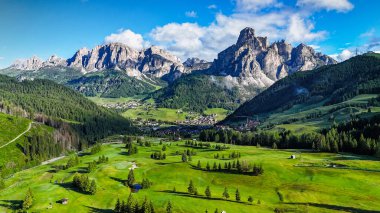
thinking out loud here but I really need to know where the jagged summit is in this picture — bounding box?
[9,42,190,81]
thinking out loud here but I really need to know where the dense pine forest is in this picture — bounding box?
[0,74,136,176]
[151,73,242,112]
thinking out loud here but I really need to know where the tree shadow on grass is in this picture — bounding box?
[0,200,22,210]
[285,202,380,213]
[110,176,126,185]
[188,164,260,176]
[155,162,183,165]
[84,205,114,213]
[157,190,251,206]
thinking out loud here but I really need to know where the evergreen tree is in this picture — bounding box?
[214,208,219,213]
[166,201,173,213]
[22,188,34,210]
[89,180,97,195]
[181,153,187,162]
[197,160,201,169]
[188,180,195,194]
[127,169,135,187]
[235,188,241,202]
[248,196,253,204]
[222,187,230,199]
[205,186,211,199]
[115,198,121,213]
[213,162,217,170]
[206,162,210,171]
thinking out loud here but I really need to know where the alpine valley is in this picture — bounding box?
[1,8,380,213]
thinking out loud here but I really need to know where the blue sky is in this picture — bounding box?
[0,0,379,68]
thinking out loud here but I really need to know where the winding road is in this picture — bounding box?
[0,122,33,149]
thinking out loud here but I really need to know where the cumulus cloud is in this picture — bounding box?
[286,15,327,43]
[235,0,280,12]
[297,0,354,12]
[150,10,326,61]
[104,29,149,50]
[330,49,353,61]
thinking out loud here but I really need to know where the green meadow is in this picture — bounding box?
[1,138,379,213]
[0,113,30,147]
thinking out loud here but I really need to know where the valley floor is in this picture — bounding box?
[1,139,380,213]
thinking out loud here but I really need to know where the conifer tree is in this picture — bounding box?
[235,188,241,202]
[205,186,211,199]
[127,169,135,187]
[166,201,173,213]
[222,187,230,199]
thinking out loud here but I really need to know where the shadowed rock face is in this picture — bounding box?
[209,27,337,97]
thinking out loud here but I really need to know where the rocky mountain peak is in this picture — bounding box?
[237,27,256,45]
[210,27,337,98]
[11,56,44,70]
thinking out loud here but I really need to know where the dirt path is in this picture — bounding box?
[0,122,33,149]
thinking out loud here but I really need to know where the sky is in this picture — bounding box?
[0,0,379,68]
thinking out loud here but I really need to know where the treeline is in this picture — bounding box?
[200,116,380,156]
[196,160,264,176]
[114,194,155,213]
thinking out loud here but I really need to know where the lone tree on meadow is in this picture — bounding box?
[205,186,211,199]
[197,160,202,169]
[248,196,254,204]
[235,188,241,202]
[126,169,135,187]
[188,180,195,194]
[22,188,34,210]
[166,201,173,213]
[222,187,230,199]
[182,153,187,162]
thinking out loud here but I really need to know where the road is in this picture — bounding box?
[0,122,33,149]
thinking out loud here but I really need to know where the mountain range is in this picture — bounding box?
[0,27,336,112]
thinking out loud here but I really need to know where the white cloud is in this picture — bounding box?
[235,0,280,12]
[297,0,354,12]
[104,29,149,50]
[208,4,217,9]
[149,10,326,61]
[308,44,320,50]
[330,49,353,61]
[185,11,197,18]
[286,15,327,43]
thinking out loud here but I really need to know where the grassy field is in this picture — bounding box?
[87,96,144,105]
[261,94,380,134]
[0,113,30,147]
[1,138,379,213]
[122,107,190,122]
[123,107,230,123]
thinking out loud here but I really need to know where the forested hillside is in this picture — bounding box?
[0,74,134,142]
[223,53,380,124]
[151,74,242,112]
